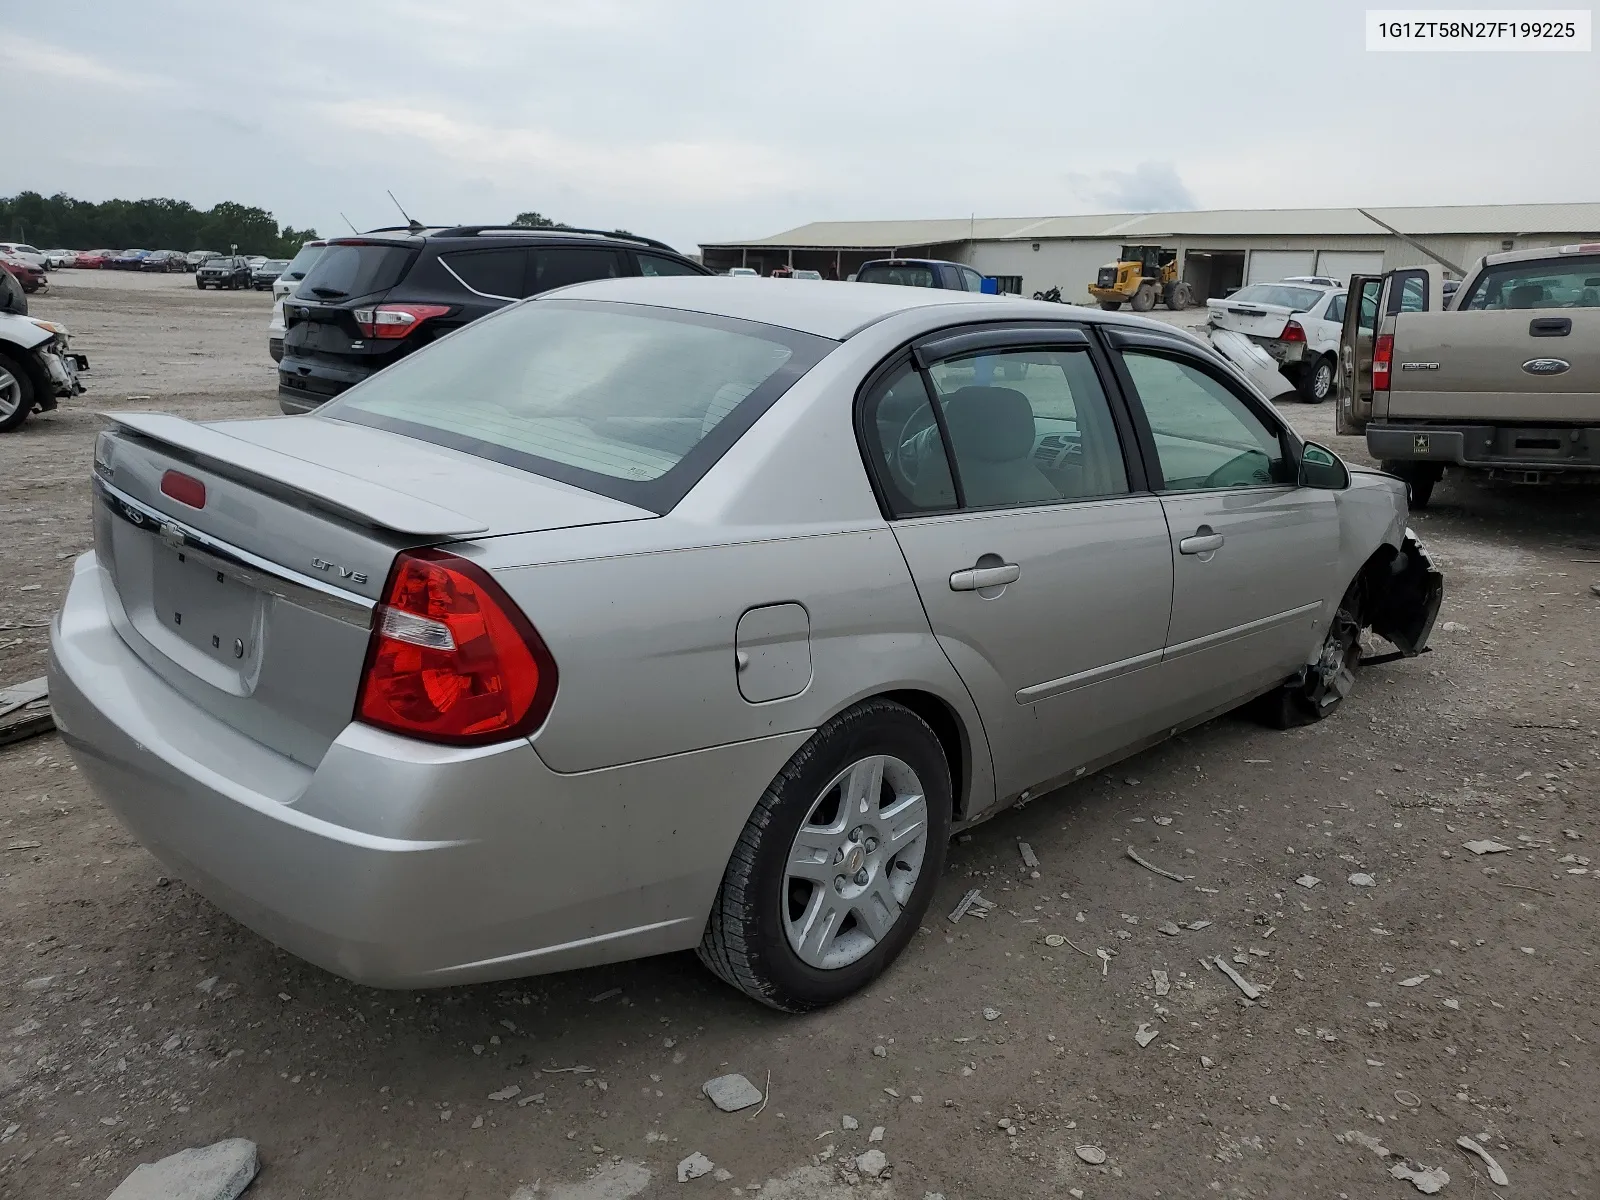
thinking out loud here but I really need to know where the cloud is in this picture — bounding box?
[0,35,174,91]
[318,102,809,205]
[1062,162,1198,214]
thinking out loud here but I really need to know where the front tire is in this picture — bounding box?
[1300,355,1336,403]
[698,699,951,1012]
[0,352,38,433]
[1099,300,1123,311]
[1255,584,1364,728]
[1130,283,1156,312]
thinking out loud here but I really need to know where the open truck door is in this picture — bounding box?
[1337,275,1383,434]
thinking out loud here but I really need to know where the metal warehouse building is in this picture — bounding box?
[700,203,1600,303]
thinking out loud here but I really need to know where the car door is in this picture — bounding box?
[1337,275,1384,433]
[863,326,1175,801]
[1106,331,1343,718]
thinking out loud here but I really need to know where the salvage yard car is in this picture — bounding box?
[195,255,252,289]
[1338,250,1600,507]
[49,279,1442,1011]
[1207,278,1350,402]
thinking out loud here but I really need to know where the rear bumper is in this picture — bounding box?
[268,338,283,364]
[277,354,374,413]
[49,552,807,988]
[1367,422,1600,473]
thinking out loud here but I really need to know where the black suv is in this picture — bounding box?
[277,226,709,413]
[196,256,252,290]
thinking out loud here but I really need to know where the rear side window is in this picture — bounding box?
[299,243,414,300]
[858,264,938,288]
[1459,255,1600,310]
[637,253,703,277]
[531,248,624,293]
[442,249,526,299]
[325,300,832,512]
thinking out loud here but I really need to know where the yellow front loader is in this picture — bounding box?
[1088,245,1192,312]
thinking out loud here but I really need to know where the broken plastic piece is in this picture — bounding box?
[1389,1161,1449,1194]
[1018,841,1039,869]
[1152,970,1170,996]
[1213,956,1262,1000]
[1126,846,1186,882]
[1455,1136,1508,1185]
[948,889,982,923]
[1134,1022,1158,1048]
[1463,840,1512,855]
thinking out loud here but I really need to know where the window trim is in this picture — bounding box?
[854,323,1152,520]
[1385,268,1431,315]
[1101,332,1302,495]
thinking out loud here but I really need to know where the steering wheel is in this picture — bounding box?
[1201,450,1273,489]
[895,405,939,487]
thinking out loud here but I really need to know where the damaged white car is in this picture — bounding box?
[1206,279,1352,403]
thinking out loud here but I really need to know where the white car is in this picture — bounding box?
[0,243,48,271]
[727,267,759,277]
[267,240,327,362]
[1205,278,1349,402]
[44,250,78,269]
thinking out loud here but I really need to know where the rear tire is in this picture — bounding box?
[1130,283,1157,313]
[1163,281,1192,310]
[0,351,38,433]
[1300,355,1336,403]
[698,698,951,1012]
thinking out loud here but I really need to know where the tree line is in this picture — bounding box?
[0,192,319,257]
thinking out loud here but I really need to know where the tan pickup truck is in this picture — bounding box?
[1337,246,1600,507]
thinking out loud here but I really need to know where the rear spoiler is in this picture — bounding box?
[101,412,489,538]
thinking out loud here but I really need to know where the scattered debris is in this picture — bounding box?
[948,889,996,923]
[677,1153,714,1182]
[1126,846,1186,882]
[1200,1055,1214,1069]
[1074,1145,1107,1165]
[488,1085,522,1102]
[1096,949,1113,976]
[1348,873,1377,887]
[868,1126,884,1143]
[1398,975,1430,987]
[1343,1130,1391,1158]
[1157,921,1182,936]
[1463,840,1512,855]
[0,677,52,746]
[589,987,622,1003]
[1389,1161,1450,1193]
[542,1065,596,1075]
[1455,1136,1509,1185]
[842,1115,859,1131]
[983,1007,1000,1022]
[1018,841,1039,869]
[3,841,42,852]
[1044,934,1066,947]
[1153,816,1173,826]
[1152,969,1170,997]
[1187,919,1213,931]
[1212,956,1262,1001]
[855,1149,888,1178]
[752,1069,771,1118]
[872,1045,887,1058]
[1134,1023,1159,1048]
[1296,875,1322,889]
[1394,1090,1421,1108]
[1441,999,1460,1011]
[106,1138,258,1200]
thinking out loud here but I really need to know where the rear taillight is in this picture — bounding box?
[1373,333,1394,389]
[160,469,206,509]
[355,550,557,746]
[352,303,450,339]
[1282,319,1307,343]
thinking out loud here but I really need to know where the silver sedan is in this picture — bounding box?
[49,277,1442,1011]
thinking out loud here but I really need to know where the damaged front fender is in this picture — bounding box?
[1366,531,1443,655]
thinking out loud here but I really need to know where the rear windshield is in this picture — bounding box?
[1459,255,1600,310]
[298,242,413,300]
[280,244,325,283]
[325,300,833,512]
[1226,284,1324,310]
[857,263,939,288]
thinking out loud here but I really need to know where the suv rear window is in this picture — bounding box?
[298,242,414,300]
[1459,255,1600,310]
[280,243,326,283]
[325,300,833,511]
[858,263,939,288]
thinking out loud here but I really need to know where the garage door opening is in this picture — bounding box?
[1183,250,1246,300]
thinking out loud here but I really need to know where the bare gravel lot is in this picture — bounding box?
[2,272,1598,1199]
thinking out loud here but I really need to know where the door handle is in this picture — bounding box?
[1529,317,1571,337]
[950,563,1021,591]
[1179,526,1224,555]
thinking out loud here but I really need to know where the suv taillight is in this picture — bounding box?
[1282,319,1307,343]
[352,303,450,339]
[1373,333,1394,389]
[355,550,558,745]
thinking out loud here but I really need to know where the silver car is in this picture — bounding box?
[49,278,1442,1011]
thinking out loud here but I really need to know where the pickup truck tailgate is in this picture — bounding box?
[1387,310,1600,422]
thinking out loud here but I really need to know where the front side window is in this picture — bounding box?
[326,301,830,511]
[1121,351,1288,491]
[531,247,624,293]
[637,253,703,277]
[1459,255,1600,310]
[919,349,1129,509]
[960,267,986,292]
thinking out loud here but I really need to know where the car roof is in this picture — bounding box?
[543,276,1201,342]
[859,257,960,268]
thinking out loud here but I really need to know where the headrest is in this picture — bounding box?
[940,386,1036,463]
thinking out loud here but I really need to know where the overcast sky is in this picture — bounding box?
[6,1,1598,252]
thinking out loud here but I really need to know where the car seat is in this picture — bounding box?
[937,386,1056,507]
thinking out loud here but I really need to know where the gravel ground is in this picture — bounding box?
[2,273,1597,1199]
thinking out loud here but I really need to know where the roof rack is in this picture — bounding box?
[430,225,679,253]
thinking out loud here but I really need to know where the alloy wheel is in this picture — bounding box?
[0,367,21,420]
[783,754,929,970]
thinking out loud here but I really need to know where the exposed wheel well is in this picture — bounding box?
[881,689,970,821]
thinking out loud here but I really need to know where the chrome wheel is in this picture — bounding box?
[0,367,21,421]
[1312,360,1334,400]
[784,754,928,970]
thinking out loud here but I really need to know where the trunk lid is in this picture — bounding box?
[1385,310,1600,422]
[1206,298,1294,340]
[91,413,652,766]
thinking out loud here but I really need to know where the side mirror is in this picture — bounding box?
[1299,441,1349,490]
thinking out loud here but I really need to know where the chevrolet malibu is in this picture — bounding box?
[50,278,1442,1011]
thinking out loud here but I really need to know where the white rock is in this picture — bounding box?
[1463,840,1512,855]
[713,1168,733,1182]
[872,1045,887,1058]
[1398,975,1429,987]
[488,1085,522,1101]
[1200,1056,1214,1069]
[1296,875,1322,889]
[1074,1145,1107,1165]
[868,1126,884,1143]
[1348,873,1377,887]
[677,1152,714,1182]
[1440,621,1469,633]
[1152,969,1171,996]
[1156,921,1181,936]
[983,1007,1000,1021]
[21,977,53,992]
[854,1149,888,1178]
[1390,1161,1450,1193]
[702,1073,763,1113]
[1134,1023,1159,1048]
[841,1115,859,1130]
[107,1138,258,1200]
